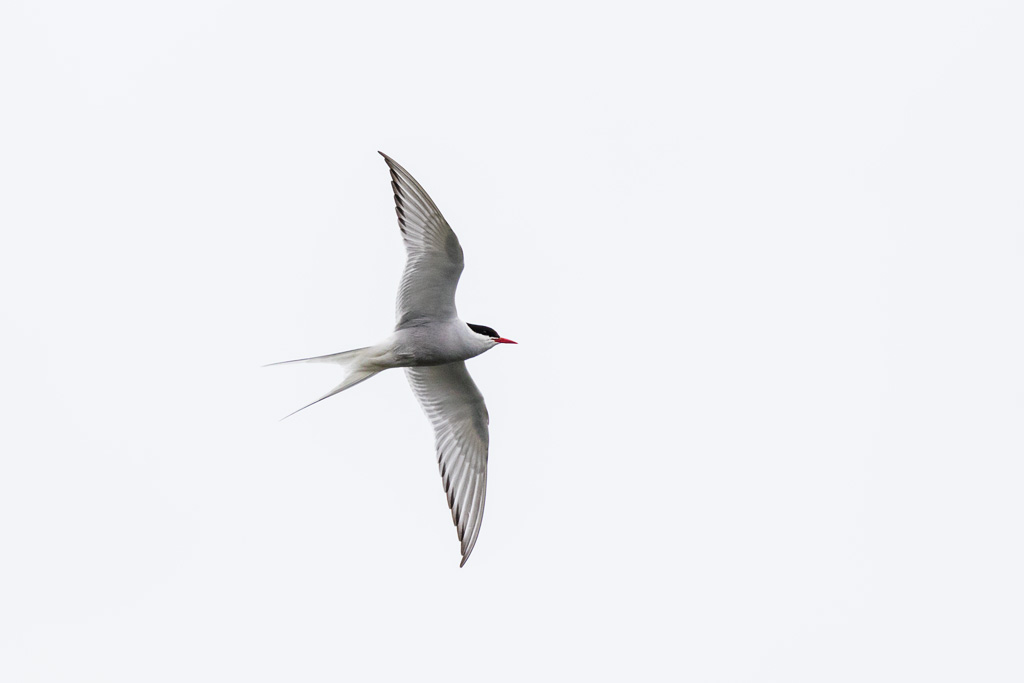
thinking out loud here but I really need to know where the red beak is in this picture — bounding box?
[494,337,517,344]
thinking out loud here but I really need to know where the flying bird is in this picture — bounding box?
[272,152,516,567]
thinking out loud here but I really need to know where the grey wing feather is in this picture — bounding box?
[380,152,464,328]
[405,362,489,567]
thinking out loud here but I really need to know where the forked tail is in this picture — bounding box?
[266,347,381,419]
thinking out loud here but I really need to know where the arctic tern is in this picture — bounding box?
[272,152,516,567]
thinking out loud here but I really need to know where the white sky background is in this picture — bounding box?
[1,1,1022,680]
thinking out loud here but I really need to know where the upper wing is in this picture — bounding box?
[380,152,465,328]
[405,362,489,567]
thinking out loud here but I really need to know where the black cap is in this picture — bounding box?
[467,323,500,338]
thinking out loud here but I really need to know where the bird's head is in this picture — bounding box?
[467,323,517,347]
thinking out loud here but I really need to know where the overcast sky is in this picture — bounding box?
[2,1,1022,681]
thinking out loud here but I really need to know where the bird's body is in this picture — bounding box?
[387,319,500,367]
[272,153,515,567]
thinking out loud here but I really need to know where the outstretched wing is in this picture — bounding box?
[405,362,489,567]
[380,152,464,329]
